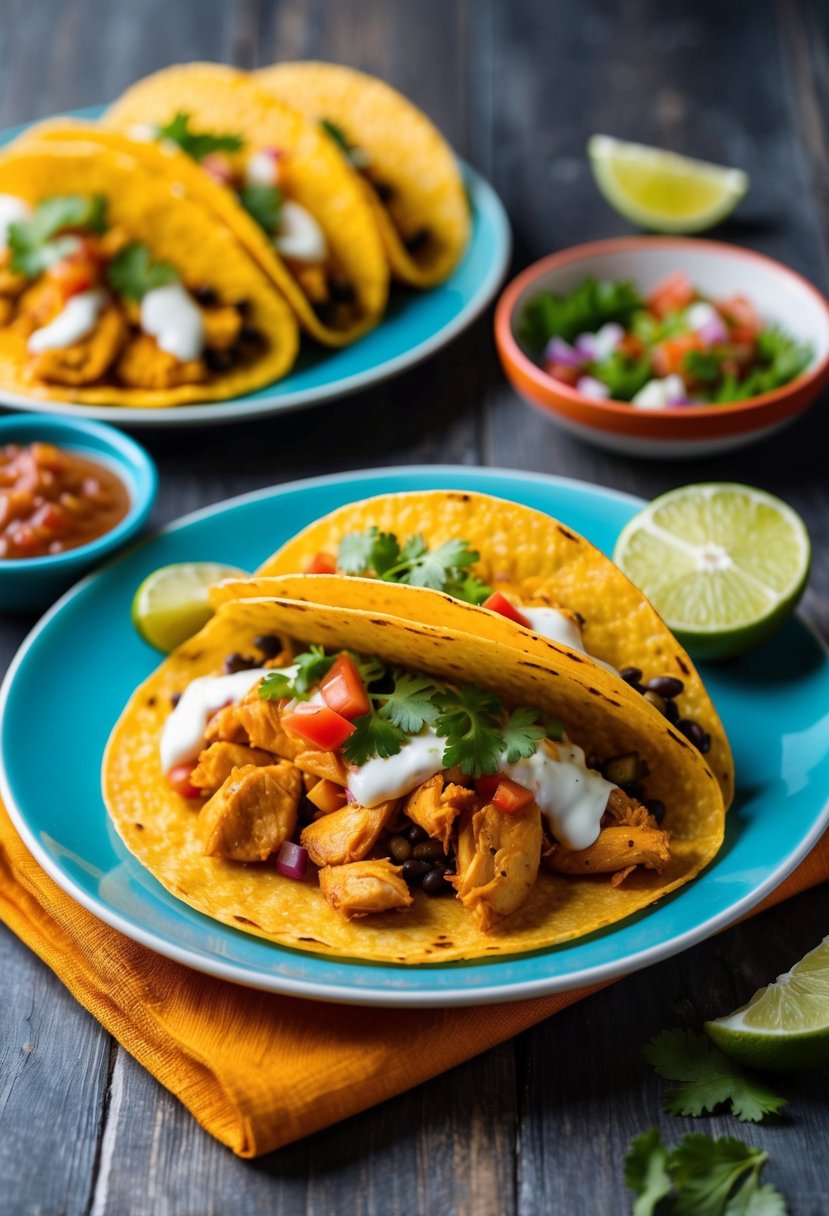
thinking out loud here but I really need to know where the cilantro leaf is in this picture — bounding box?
[684,349,722,384]
[501,707,546,763]
[238,184,282,233]
[320,117,351,155]
[401,538,480,591]
[644,1030,787,1123]
[258,671,297,701]
[670,1134,775,1216]
[158,111,243,161]
[8,194,107,276]
[107,242,178,301]
[369,530,403,577]
[294,644,335,694]
[334,528,491,604]
[445,572,493,606]
[624,1128,673,1216]
[347,653,386,687]
[342,712,407,765]
[337,528,379,574]
[723,1172,787,1216]
[377,673,441,734]
[589,350,652,401]
[519,277,643,351]
[435,683,505,777]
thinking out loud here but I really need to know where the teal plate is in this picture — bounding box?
[0,109,510,428]
[2,467,828,1006]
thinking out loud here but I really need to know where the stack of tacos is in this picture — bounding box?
[103,490,729,964]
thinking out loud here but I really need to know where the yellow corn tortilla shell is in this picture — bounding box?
[0,140,298,407]
[103,596,724,965]
[255,61,470,288]
[101,63,388,346]
[253,490,734,808]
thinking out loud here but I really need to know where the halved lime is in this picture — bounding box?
[706,937,829,1072]
[613,484,810,660]
[132,562,247,652]
[588,135,749,233]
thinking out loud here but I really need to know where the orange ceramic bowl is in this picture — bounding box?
[495,236,829,457]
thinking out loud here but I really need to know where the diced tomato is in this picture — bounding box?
[616,333,645,360]
[647,271,695,320]
[30,502,67,532]
[167,763,202,799]
[47,256,100,300]
[482,591,531,628]
[652,332,704,378]
[544,361,580,387]
[492,778,534,815]
[475,775,500,802]
[307,778,348,814]
[320,654,371,720]
[282,703,356,750]
[201,153,234,185]
[305,551,337,574]
[716,295,760,343]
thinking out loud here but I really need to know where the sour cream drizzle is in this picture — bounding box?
[519,606,617,675]
[27,289,106,353]
[275,200,328,263]
[0,194,31,246]
[141,282,205,362]
[159,666,275,772]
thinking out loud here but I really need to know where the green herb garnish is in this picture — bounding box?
[684,349,722,384]
[336,527,492,605]
[258,644,334,702]
[320,118,351,155]
[238,184,282,233]
[157,111,243,161]
[8,195,107,277]
[644,1029,787,1123]
[434,684,513,778]
[107,242,178,301]
[519,277,643,351]
[590,350,652,400]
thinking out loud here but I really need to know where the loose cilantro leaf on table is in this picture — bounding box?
[158,111,243,161]
[335,527,492,605]
[107,242,178,300]
[239,184,282,233]
[519,277,644,351]
[8,194,107,276]
[624,1128,673,1216]
[644,1030,787,1123]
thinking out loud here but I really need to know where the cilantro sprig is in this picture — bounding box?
[107,242,178,301]
[336,527,492,605]
[8,194,107,277]
[518,276,643,351]
[644,1030,787,1123]
[238,184,282,233]
[259,645,335,701]
[157,111,243,162]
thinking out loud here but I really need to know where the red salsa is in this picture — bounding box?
[0,441,130,559]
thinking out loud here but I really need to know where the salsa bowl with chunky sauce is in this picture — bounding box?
[0,414,157,610]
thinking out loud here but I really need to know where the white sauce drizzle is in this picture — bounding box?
[348,728,447,807]
[0,194,31,246]
[520,606,618,675]
[159,666,276,772]
[27,289,106,353]
[246,150,280,188]
[501,741,615,851]
[140,282,205,362]
[275,200,328,263]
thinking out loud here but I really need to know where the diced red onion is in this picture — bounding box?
[663,374,689,405]
[594,322,625,359]
[275,841,309,879]
[574,332,599,360]
[696,315,728,345]
[576,375,611,400]
[543,337,582,367]
[345,788,358,804]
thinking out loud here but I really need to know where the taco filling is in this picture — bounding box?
[0,191,266,391]
[162,638,671,929]
[129,113,361,331]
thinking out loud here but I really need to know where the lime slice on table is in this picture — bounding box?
[613,484,810,660]
[132,562,247,653]
[587,135,749,233]
[705,937,829,1072]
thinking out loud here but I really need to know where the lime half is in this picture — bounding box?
[588,135,749,233]
[613,483,810,660]
[132,561,247,652]
[706,937,829,1072]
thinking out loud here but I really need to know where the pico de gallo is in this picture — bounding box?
[519,271,812,407]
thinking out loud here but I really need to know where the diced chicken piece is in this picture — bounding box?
[233,688,304,758]
[0,264,27,300]
[452,800,542,932]
[116,333,206,389]
[294,748,349,785]
[190,741,273,796]
[98,226,131,260]
[546,825,671,881]
[404,775,478,851]
[318,859,412,919]
[13,278,62,334]
[204,703,250,747]
[602,787,660,830]
[29,307,127,386]
[199,762,301,862]
[201,304,242,350]
[0,297,14,326]
[300,799,397,867]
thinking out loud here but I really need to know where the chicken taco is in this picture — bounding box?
[0,140,298,406]
[98,62,388,346]
[255,61,471,288]
[103,593,725,964]
[217,489,734,807]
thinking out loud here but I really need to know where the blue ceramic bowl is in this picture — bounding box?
[0,415,157,611]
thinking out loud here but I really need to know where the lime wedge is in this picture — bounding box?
[588,135,749,233]
[706,937,829,1071]
[613,484,810,660]
[132,562,247,652]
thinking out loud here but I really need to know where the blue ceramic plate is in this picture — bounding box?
[0,110,510,428]
[2,467,828,1007]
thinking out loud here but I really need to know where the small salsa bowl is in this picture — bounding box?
[0,414,157,611]
[495,236,829,458]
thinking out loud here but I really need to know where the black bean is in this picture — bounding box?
[329,278,356,303]
[193,285,219,306]
[401,858,431,886]
[406,823,429,844]
[663,698,679,723]
[422,868,452,895]
[647,676,685,699]
[645,799,666,825]
[642,689,667,715]
[205,348,234,373]
[619,666,642,685]
[700,732,711,754]
[254,633,283,659]
[223,652,258,674]
[621,781,644,800]
[677,718,707,750]
[585,752,602,771]
[373,181,395,203]
[234,298,251,318]
[404,226,430,254]
[413,839,444,861]
[240,325,265,347]
[389,835,412,864]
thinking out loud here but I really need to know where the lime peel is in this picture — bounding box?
[132,561,248,653]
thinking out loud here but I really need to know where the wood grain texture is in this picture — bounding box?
[0,0,828,1212]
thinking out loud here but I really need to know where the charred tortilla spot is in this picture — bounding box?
[676,655,690,675]
[146,696,156,708]
[557,526,578,541]
[233,914,261,927]
[433,941,452,948]
[134,822,144,831]
[298,936,323,943]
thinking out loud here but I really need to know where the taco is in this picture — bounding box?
[103,592,725,964]
[100,63,388,346]
[0,140,298,407]
[255,61,471,288]
[221,489,734,807]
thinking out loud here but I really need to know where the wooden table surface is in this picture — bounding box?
[2,1,828,1212]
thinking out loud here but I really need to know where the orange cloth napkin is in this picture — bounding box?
[1,797,827,1159]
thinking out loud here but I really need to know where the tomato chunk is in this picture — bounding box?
[307,778,348,814]
[283,703,356,750]
[492,778,534,815]
[475,775,500,802]
[167,763,202,799]
[306,551,337,575]
[652,332,704,378]
[716,295,760,343]
[647,271,695,320]
[320,653,371,720]
[482,591,531,628]
[544,361,580,387]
